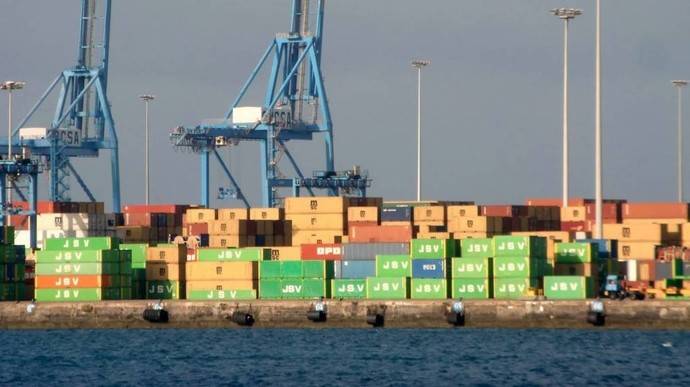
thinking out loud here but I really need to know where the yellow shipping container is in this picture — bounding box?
[617,242,658,260]
[347,206,379,223]
[285,196,350,214]
[249,208,283,221]
[217,208,249,221]
[147,245,187,263]
[186,209,217,223]
[209,220,248,235]
[448,216,503,233]
[287,213,346,231]
[147,262,185,281]
[416,232,452,240]
[186,262,258,281]
[116,226,151,242]
[186,280,257,291]
[561,206,587,222]
[446,205,480,220]
[209,235,254,248]
[454,232,494,239]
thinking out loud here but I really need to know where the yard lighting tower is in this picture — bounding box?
[139,94,155,205]
[1,80,26,226]
[673,80,688,202]
[411,59,430,202]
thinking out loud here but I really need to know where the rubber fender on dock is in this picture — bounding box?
[366,313,384,327]
[307,310,327,322]
[143,309,169,323]
[587,311,605,326]
[447,312,465,327]
[231,311,255,326]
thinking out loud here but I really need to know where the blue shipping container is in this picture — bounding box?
[381,207,413,222]
[412,259,446,278]
[334,260,376,279]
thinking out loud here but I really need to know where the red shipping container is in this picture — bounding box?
[301,243,343,260]
[348,221,378,227]
[123,204,189,214]
[348,224,413,243]
[526,197,627,206]
[656,246,690,261]
[585,203,620,221]
[560,221,592,233]
[481,205,528,217]
[622,203,689,220]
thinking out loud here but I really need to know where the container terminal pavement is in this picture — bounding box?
[3,196,690,328]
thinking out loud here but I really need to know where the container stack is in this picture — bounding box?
[0,227,27,300]
[120,243,148,299]
[146,245,186,299]
[186,247,269,300]
[492,236,546,299]
[118,204,187,244]
[286,197,348,245]
[450,238,493,299]
[348,204,413,243]
[544,242,599,299]
[408,239,457,299]
[34,237,130,301]
[414,205,450,239]
[259,260,333,299]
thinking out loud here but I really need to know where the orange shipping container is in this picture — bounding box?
[347,206,379,223]
[446,205,480,219]
[249,208,283,221]
[602,224,679,243]
[186,280,257,291]
[35,275,113,288]
[561,206,587,222]
[147,245,187,263]
[146,262,185,280]
[267,246,302,260]
[348,224,413,243]
[285,196,361,214]
[291,230,342,245]
[287,213,346,231]
[448,216,503,233]
[416,232,452,240]
[186,262,257,281]
[209,220,251,235]
[413,205,445,225]
[623,203,689,220]
[209,235,254,248]
[617,242,658,260]
[217,208,249,221]
[454,232,494,239]
[185,208,217,223]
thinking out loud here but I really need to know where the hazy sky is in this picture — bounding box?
[1,0,690,210]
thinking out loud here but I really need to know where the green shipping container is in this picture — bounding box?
[44,237,118,251]
[187,289,257,300]
[120,243,148,263]
[259,261,282,279]
[493,236,546,258]
[280,261,303,279]
[493,257,545,278]
[35,288,121,302]
[35,262,120,275]
[0,246,17,263]
[411,279,448,300]
[366,277,409,299]
[146,280,184,299]
[544,276,594,300]
[197,248,270,262]
[451,257,492,279]
[0,283,17,300]
[451,278,492,299]
[303,260,334,279]
[259,279,282,299]
[555,243,597,264]
[460,238,494,258]
[280,279,304,299]
[36,249,120,263]
[494,277,540,299]
[331,279,367,299]
[376,255,411,277]
[132,281,147,300]
[410,239,457,259]
[303,278,329,298]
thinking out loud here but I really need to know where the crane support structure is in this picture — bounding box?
[170,0,370,207]
[0,0,121,211]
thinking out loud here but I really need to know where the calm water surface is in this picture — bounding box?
[0,328,688,386]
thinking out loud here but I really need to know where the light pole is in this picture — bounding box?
[551,8,582,208]
[594,0,603,238]
[1,81,26,226]
[672,80,688,202]
[139,94,155,205]
[411,59,430,202]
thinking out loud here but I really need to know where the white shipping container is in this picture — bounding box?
[232,106,263,125]
[37,213,106,232]
[627,260,638,282]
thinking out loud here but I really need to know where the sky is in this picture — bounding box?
[1,0,690,210]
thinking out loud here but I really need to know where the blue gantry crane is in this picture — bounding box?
[170,0,371,208]
[0,0,121,211]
